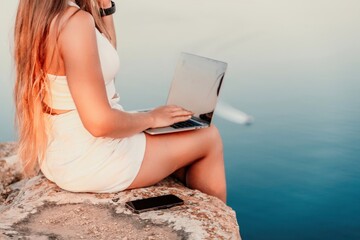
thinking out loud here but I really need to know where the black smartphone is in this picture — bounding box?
[125,194,184,214]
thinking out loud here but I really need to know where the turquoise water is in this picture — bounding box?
[1,1,360,239]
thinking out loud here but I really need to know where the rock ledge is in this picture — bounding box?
[0,142,241,239]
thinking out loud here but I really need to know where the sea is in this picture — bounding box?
[1,1,359,239]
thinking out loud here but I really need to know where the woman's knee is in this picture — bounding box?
[206,125,223,152]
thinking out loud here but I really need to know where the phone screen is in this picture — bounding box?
[125,194,184,213]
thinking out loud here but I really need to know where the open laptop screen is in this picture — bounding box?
[166,52,227,124]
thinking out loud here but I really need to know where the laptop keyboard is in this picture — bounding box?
[171,119,203,129]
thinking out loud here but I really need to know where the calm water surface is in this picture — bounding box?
[1,1,359,239]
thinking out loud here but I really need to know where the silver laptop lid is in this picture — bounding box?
[166,52,227,124]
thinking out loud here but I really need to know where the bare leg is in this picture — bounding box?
[126,125,227,203]
[171,167,188,186]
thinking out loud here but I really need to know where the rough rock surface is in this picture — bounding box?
[0,143,21,205]
[0,142,241,239]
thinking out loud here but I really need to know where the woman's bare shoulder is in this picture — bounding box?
[56,7,98,58]
[48,6,95,43]
[59,7,95,36]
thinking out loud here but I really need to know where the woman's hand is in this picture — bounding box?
[97,0,112,8]
[148,105,193,128]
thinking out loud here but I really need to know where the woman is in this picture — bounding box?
[14,0,227,203]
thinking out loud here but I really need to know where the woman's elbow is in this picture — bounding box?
[88,126,107,138]
[84,117,112,138]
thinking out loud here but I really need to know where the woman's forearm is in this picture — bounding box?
[92,109,154,138]
[91,105,192,139]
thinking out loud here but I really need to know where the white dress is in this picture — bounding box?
[39,1,146,193]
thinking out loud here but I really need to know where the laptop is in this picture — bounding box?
[143,52,227,135]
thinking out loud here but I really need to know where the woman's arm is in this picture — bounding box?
[98,0,117,48]
[58,10,192,138]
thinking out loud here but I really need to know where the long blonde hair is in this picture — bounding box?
[14,0,110,178]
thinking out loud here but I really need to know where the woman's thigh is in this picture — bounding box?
[126,125,220,189]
